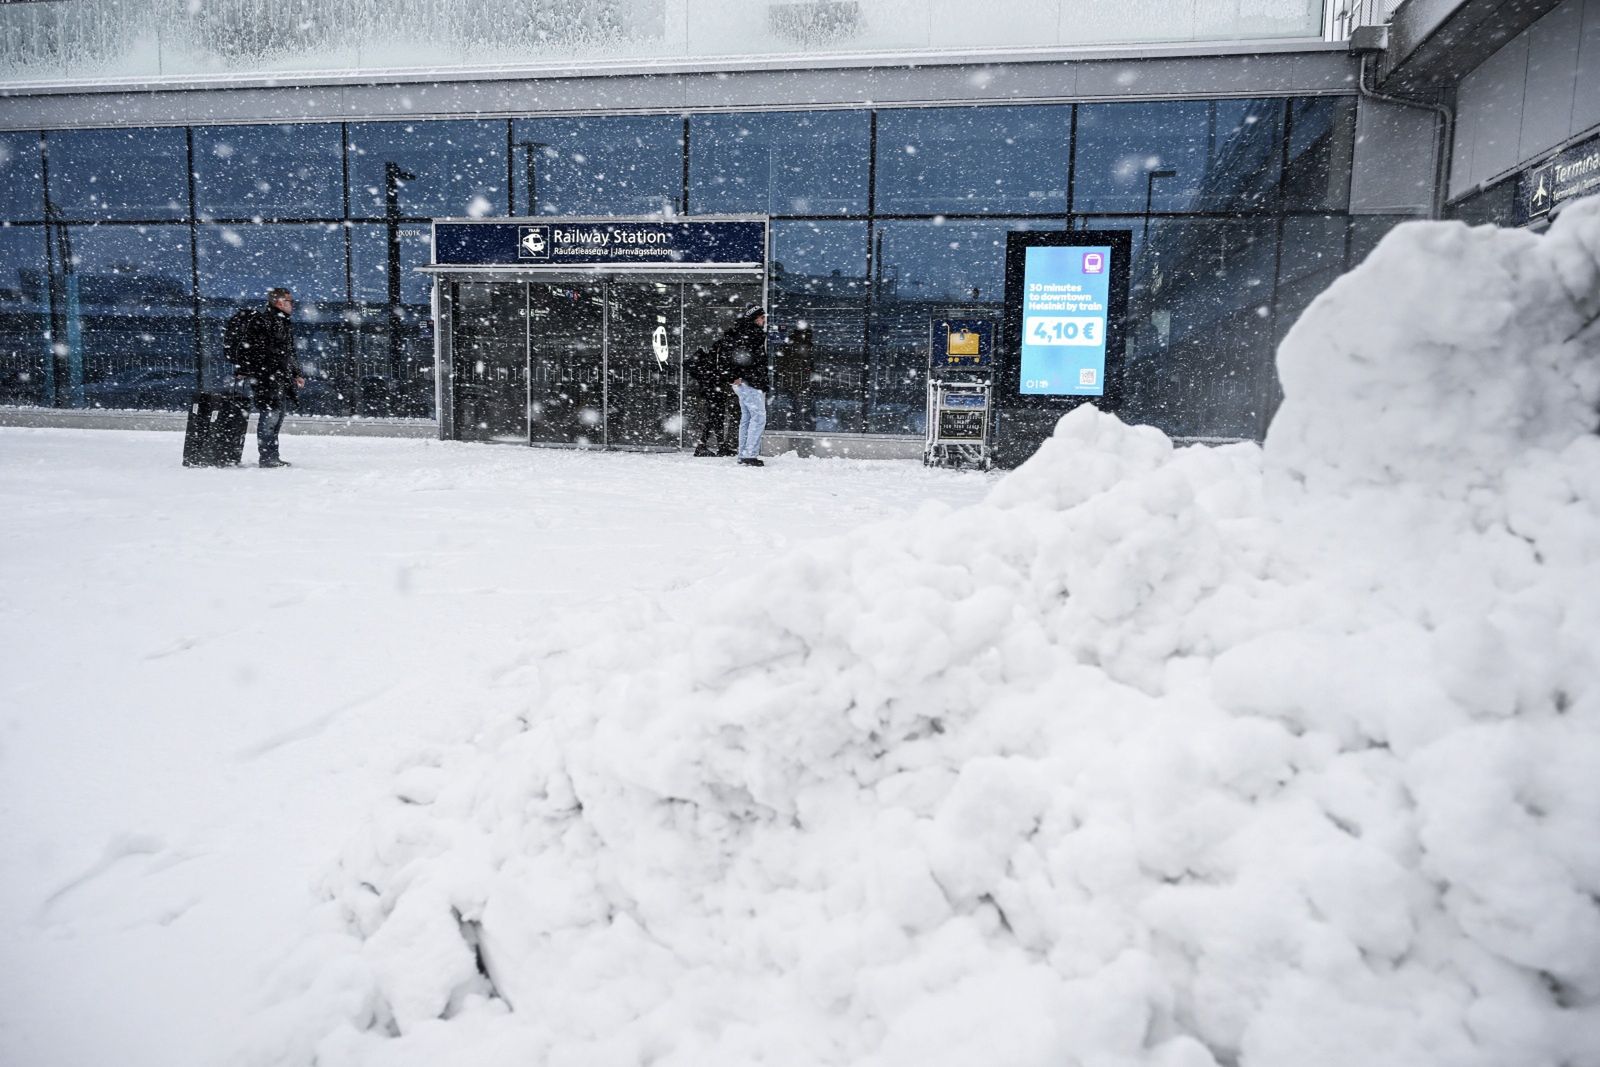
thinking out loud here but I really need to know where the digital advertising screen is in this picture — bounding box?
[1018,245,1113,397]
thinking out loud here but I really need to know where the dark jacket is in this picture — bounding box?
[237,305,300,398]
[711,314,768,392]
[687,346,731,394]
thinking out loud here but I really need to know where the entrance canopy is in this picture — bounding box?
[423,216,766,448]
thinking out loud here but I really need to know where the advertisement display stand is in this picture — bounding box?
[924,311,996,470]
[992,231,1132,467]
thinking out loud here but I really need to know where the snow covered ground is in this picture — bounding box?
[4,201,1600,1067]
[0,433,992,1067]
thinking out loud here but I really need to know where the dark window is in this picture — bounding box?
[193,123,345,221]
[1283,97,1356,212]
[347,120,507,220]
[196,223,349,405]
[0,132,44,222]
[349,222,436,417]
[43,127,190,221]
[689,110,870,216]
[1275,215,1347,344]
[769,220,869,433]
[52,223,196,411]
[1449,180,1517,227]
[874,106,1070,216]
[1074,100,1284,214]
[1077,215,1278,439]
[0,226,50,406]
[1348,214,1418,267]
[868,217,1055,433]
[511,115,683,217]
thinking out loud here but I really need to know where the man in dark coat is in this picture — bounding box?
[688,344,735,457]
[233,287,304,468]
[713,305,769,467]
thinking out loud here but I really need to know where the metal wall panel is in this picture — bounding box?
[0,49,1356,132]
[1351,96,1438,213]
[1576,0,1600,134]
[1458,31,1528,192]
[1518,0,1582,161]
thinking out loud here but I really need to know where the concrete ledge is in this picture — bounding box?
[0,408,926,457]
[0,406,438,438]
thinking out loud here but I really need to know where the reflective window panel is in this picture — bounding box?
[768,220,869,433]
[193,123,345,221]
[52,223,196,411]
[0,132,44,221]
[196,222,350,408]
[1073,100,1284,214]
[350,222,436,417]
[874,106,1070,216]
[43,127,190,221]
[1275,215,1347,344]
[868,217,1055,434]
[0,226,51,406]
[689,110,870,216]
[1283,97,1356,212]
[347,120,507,220]
[1077,215,1278,440]
[511,115,683,217]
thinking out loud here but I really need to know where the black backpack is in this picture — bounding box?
[223,307,262,379]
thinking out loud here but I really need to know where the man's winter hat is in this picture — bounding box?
[740,304,765,320]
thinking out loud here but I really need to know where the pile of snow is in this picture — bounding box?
[252,202,1600,1067]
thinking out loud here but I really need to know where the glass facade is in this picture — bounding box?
[2,97,1366,437]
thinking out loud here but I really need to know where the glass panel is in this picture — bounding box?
[0,132,44,222]
[525,282,604,445]
[1283,97,1356,212]
[347,120,507,220]
[51,223,196,411]
[1077,215,1278,440]
[196,222,349,411]
[682,278,764,448]
[349,223,436,417]
[1073,100,1284,214]
[457,281,535,444]
[1348,214,1416,267]
[43,127,189,222]
[193,123,345,221]
[875,106,1070,216]
[0,227,51,406]
[607,281,683,448]
[511,116,683,217]
[1275,215,1346,343]
[868,217,1053,434]
[769,220,867,433]
[689,110,870,216]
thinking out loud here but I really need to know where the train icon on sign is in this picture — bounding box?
[1082,252,1104,274]
[518,225,550,259]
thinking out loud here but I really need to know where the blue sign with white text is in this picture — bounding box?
[434,220,766,268]
[1018,245,1112,396]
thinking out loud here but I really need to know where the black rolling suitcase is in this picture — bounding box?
[182,391,250,467]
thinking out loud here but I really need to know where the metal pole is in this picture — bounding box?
[384,161,417,406]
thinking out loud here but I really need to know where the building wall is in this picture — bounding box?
[0,49,1400,443]
[1449,0,1600,198]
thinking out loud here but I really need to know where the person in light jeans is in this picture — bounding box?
[715,305,769,467]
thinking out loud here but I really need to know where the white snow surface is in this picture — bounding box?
[0,432,990,1067]
[5,201,1600,1067]
[254,202,1600,1067]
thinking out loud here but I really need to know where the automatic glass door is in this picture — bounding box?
[451,282,529,444]
[605,281,683,448]
[527,283,605,445]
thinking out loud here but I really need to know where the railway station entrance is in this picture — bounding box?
[426,217,766,449]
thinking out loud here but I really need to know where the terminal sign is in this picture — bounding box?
[1019,245,1112,396]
